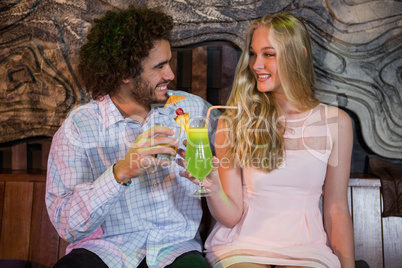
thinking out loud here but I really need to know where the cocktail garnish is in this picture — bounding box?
[176,108,184,116]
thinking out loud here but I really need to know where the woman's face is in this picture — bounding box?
[248,26,283,94]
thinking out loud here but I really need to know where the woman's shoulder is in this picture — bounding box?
[322,104,353,145]
[324,104,352,126]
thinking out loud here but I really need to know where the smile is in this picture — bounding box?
[257,74,271,79]
[156,85,168,91]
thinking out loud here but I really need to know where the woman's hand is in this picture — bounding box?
[176,142,221,193]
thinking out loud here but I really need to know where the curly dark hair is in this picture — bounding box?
[78,7,174,100]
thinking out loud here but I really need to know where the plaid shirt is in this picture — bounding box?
[46,91,215,268]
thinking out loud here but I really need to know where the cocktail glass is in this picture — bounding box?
[155,123,182,162]
[145,123,181,175]
[186,118,213,197]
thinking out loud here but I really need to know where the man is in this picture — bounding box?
[46,6,213,268]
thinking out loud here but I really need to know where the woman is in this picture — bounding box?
[180,12,355,268]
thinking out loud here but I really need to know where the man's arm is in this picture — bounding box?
[46,119,125,243]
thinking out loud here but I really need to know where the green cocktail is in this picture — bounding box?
[185,122,213,197]
[186,127,213,180]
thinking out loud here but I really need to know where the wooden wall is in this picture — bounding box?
[170,43,240,106]
[1,0,401,159]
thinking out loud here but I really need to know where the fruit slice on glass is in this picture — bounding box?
[174,108,189,134]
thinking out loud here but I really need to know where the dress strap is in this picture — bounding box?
[323,104,334,152]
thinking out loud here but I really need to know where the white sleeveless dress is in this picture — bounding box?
[205,104,341,268]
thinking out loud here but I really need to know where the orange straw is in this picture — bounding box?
[205,105,238,127]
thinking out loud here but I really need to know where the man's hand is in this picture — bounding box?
[113,126,179,182]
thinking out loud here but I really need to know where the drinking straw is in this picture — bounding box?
[205,105,238,127]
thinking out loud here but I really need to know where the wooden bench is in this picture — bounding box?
[1,167,401,267]
[0,172,68,267]
[0,139,68,267]
[347,176,401,267]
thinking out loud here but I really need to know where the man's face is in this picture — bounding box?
[131,39,175,107]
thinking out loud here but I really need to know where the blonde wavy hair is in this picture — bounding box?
[223,12,319,172]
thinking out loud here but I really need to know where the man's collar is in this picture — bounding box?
[97,95,125,130]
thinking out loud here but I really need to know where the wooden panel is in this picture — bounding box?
[349,177,381,187]
[41,139,52,170]
[220,45,238,105]
[191,46,207,99]
[0,147,12,169]
[0,172,46,182]
[0,181,33,260]
[0,182,4,239]
[29,182,60,267]
[0,171,46,182]
[347,186,352,218]
[382,215,402,267]
[11,142,27,170]
[352,186,383,268]
[59,238,69,259]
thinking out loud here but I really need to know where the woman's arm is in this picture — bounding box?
[323,107,355,267]
[179,117,244,228]
[206,118,244,227]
